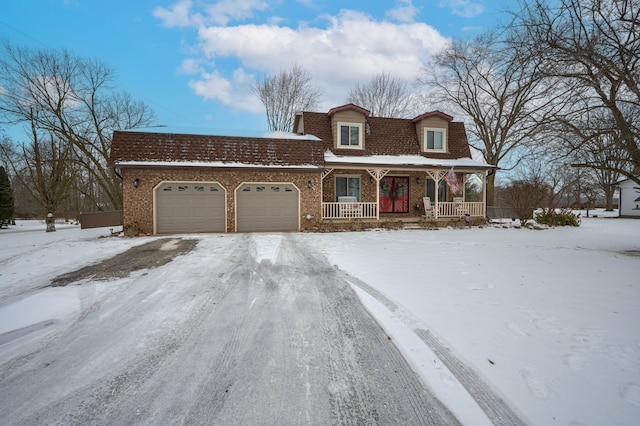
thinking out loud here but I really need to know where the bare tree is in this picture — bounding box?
[1,120,73,231]
[501,179,549,226]
[0,42,156,211]
[346,71,416,118]
[569,126,631,211]
[418,31,564,205]
[513,0,640,184]
[251,64,321,131]
[501,152,581,225]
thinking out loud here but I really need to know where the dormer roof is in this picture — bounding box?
[411,111,453,122]
[327,103,371,118]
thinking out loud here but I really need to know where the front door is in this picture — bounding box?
[380,176,409,213]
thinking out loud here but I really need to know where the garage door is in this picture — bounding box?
[155,182,225,234]
[236,183,299,232]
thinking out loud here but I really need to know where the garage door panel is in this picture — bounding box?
[156,182,225,234]
[237,184,298,232]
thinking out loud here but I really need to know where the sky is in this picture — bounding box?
[0,0,512,139]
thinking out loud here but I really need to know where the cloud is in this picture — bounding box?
[438,0,485,18]
[386,0,420,23]
[156,3,450,113]
[154,0,271,27]
[189,68,262,113]
[154,0,200,28]
[178,58,204,75]
[203,0,270,26]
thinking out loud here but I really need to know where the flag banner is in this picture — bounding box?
[444,167,460,194]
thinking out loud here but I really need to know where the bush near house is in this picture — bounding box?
[535,208,581,227]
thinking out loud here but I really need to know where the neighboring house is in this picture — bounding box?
[109,104,495,235]
[614,177,640,218]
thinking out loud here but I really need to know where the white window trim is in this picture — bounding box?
[337,122,363,149]
[424,127,447,152]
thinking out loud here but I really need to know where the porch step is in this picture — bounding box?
[402,224,428,230]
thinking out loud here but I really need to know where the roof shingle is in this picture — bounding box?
[110,130,325,168]
[299,112,472,160]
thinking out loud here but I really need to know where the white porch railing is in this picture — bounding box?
[322,202,378,219]
[321,201,485,219]
[436,201,484,217]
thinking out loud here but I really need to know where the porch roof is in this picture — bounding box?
[324,151,496,170]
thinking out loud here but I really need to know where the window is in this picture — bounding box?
[338,122,362,148]
[427,179,447,202]
[335,176,361,201]
[424,128,446,152]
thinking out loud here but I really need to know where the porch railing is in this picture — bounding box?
[322,202,378,219]
[321,201,485,219]
[436,201,484,217]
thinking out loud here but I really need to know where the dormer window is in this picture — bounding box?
[338,122,363,149]
[424,128,447,152]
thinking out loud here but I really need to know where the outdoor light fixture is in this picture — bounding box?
[133,178,140,188]
[416,177,421,184]
[370,177,374,183]
[307,180,312,188]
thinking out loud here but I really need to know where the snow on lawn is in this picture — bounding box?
[0,221,148,335]
[301,212,640,426]
[1,214,639,425]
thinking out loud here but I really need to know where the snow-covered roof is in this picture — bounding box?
[323,151,495,169]
[124,126,321,141]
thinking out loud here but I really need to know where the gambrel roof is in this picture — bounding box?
[110,105,493,171]
[294,110,474,160]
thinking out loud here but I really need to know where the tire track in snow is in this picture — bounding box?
[1,233,461,425]
[342,271,526,426]
[4,236,245,426]
[285,236,459,425]
[415,329,526,426]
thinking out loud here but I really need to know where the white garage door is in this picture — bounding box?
[236,183,299,232]
[155,182,226,234]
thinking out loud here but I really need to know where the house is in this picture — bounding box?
[614,177,640,218]
[109,104,495,235]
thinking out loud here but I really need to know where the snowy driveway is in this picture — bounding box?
[0,233,459,425]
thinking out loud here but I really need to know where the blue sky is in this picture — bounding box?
[1,0,512,139]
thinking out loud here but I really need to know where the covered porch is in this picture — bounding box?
[320,166,492,222]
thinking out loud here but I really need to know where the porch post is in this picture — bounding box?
[462,174,467,200]
[481,171,487,217]
[376,175,380,220]
[426,170,446,219]
[321,168,333,220]
[367,169,389,220]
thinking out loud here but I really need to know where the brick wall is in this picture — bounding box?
[121,167,322,235]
